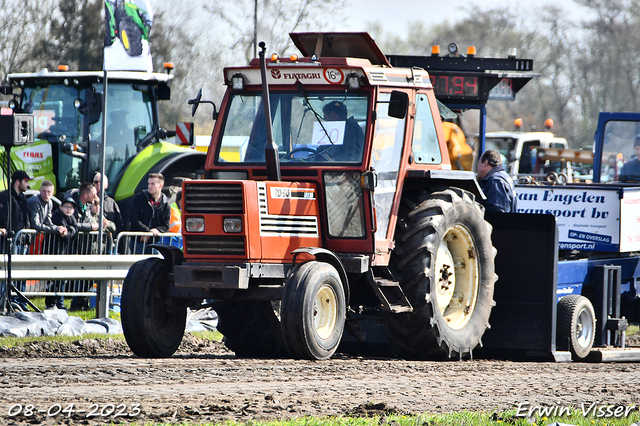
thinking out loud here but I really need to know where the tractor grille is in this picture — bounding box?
[184,183,243,214]
[185,235,245,256]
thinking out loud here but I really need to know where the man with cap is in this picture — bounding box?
[0,170,33,251]
[619,135,640,182]
[46,196,79,309]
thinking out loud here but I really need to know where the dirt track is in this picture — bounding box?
[1,335,640,425]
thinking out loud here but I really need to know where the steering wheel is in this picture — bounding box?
[287,147,332,161]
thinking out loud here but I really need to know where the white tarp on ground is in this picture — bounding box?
[0,308,218,338]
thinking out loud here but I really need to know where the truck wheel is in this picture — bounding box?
[213,301,287,358]
[385,188,496,360]
[281,261,346,360]
[121,257,186,357]
[557,295,595,359]
[119,18,143,56]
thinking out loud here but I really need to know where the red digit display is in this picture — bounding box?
[429,74,479,98]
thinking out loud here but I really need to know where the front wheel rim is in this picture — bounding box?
[434,224,480,330]
[314,284,338,340]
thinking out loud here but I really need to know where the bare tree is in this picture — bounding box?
[204,0,347,63]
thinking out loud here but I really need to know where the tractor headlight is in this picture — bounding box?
[185,217,204,232]
[223,217,242,233]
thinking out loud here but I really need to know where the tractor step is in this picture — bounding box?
[369,278,413,313]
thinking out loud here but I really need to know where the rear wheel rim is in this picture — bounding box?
[434,224,479,330]
[314,284,338,340]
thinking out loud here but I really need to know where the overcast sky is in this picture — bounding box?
[343,0,596,34]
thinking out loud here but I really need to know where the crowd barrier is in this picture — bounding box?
[1,229,181,307]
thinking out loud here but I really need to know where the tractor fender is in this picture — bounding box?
[114,142,206,202]
[148,243,184,267]
[291,247,350,304]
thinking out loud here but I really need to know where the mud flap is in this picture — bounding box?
[476,212,561,360]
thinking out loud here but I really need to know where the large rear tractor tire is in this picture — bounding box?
[119,18,143,56]
[121,257,186,357]
[281,261,346,360]
[214,300,287,358]
[384,188,496,360]
[557,294,596,360]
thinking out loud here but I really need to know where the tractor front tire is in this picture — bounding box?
[119,18,143,56]
[281,261,346,360]
[557,294,596,359]
[214,300,287,358]
[121,257,186,357]
[385,188,496,360]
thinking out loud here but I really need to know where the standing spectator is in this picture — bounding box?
[64,182,102,311]
[92,172,124,235]
[87,197,116,253]
[0,170,32,253]
[64,182,100,235]
[46,197,79,309]
[27,180,68,249]
[476,150,518,213]
[128,172,170,253]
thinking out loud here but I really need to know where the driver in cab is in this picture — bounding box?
[320,101,365,162]
[618,134,640,182]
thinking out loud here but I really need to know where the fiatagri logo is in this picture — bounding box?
[17,144,52,164]
[269,67,344,84]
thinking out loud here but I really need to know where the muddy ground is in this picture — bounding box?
[1,334,640,425]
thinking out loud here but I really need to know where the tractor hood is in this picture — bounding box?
[289,32,391,67]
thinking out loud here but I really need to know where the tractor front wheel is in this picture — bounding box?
[121,257,186,357]
[281,261,346,360]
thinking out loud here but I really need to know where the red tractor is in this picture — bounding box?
[121,33,503,360]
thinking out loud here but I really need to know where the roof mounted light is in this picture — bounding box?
[447,43,458,56]
[431,45,440,56]
[58,64,69,71]
[163,62,174,74]
[514,118,523,129]
[270,53,279,62]
[346,73,360,90]
[467,46,476,57]
[545,118,554,129]
[290,54,299,62]
[231,73,244,90]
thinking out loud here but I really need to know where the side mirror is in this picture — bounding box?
[75,91,103,125]
[157,83,171,101]
[188,88,219,120]
[388,90,408,119]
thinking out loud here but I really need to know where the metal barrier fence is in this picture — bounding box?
[2,229,181,307]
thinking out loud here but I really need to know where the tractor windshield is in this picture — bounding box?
[216,92,369,164]
[21,84,84,191]
[90,83,154,192]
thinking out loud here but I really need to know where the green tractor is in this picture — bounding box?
[0,67,205,219]
[104,0,152,57]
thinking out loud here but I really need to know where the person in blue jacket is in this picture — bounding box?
[476,149,517,213]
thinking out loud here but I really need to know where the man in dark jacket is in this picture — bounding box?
[477,150,517,213]
[0,170,32,253]
[128,173,170,253]
[46,197,79,309]
[27,179,67,239]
